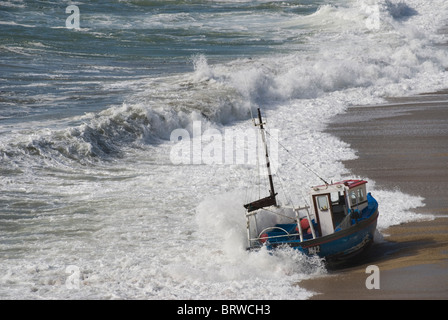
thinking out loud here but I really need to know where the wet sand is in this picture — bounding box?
[300,90,448,299]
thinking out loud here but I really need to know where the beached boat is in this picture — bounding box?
[244,109,379,263]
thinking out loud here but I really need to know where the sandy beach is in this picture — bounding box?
[300,90,448,299]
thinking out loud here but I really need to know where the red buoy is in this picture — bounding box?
[260,233,268,243]
[300,218,310,230]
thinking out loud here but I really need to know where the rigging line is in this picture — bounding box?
[274,164,297,210]
[253,108,270,199]
[262,207,296,221]
[245,132,263,203]
[244,106,260,204]
[249,105,256,127]
[264,130,330,186]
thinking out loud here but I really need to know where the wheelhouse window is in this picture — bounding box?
[349,187,366,207]
[358,188,364,202]
[350,190,357,206]
[317,195,329,211]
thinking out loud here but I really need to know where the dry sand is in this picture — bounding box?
[300,90,448,299]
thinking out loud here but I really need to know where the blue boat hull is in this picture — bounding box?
[260,194,379,262]
[296,209,378,261]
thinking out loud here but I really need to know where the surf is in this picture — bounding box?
[1,0,447,300]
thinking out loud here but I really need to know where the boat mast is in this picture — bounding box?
[257,108,276,202]
[243,108,278,212]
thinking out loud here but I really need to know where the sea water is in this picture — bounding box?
[1,0,447,299]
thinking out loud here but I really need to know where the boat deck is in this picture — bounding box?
[253,193,378,247]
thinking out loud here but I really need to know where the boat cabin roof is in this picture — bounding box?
[310,179,367,195]
[342,179,367,189]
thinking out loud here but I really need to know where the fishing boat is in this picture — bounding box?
[244,108,379,263]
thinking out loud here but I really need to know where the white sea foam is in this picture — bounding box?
[1,0,447,300]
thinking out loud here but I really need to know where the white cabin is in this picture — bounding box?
[309,180,368,236]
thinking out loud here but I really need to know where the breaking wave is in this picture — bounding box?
[2,0,448,168]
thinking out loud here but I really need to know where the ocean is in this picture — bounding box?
[1,0,447,299]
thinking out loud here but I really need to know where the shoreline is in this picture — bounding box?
[299,90,448,299]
